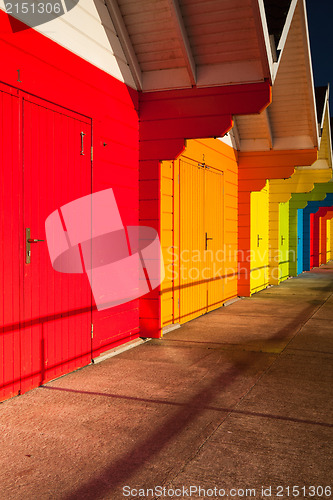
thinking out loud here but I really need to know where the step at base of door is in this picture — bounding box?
[223,297,241,307]
[92,338,149,364]
[162,323,181,335]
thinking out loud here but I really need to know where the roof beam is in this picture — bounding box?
[263,109,273,148]
[231,117,241,151]
[104,0,143,90]
[167,0,197,86]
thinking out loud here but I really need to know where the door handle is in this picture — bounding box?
[281,235,286,245]
[80,131,86,155]
[257,234,263,247]
[26,228,44,264]
[205,232,213,250]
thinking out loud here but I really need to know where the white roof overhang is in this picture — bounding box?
[105,0,274,91]
[231,0,319,152]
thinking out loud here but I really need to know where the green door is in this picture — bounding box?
[279,201,290,282]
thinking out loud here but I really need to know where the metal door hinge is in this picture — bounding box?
[91,324,94,338]
[91,146,93,162]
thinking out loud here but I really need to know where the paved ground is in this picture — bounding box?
[0,265,332,500]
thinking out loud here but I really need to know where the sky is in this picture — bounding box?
[306,0,333,111]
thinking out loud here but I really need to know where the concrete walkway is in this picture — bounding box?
[0,265,332,500]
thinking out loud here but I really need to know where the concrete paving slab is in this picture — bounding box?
[220,297,325,318]
[170,413,333,497]
[285,319,333,354]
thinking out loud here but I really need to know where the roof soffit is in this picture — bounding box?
[106,0,274,91]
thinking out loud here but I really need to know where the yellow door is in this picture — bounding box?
[279,201,290,282]
[178,159,224,323]
[205,167,224,312]
[250,184,269,294]
[327,219,331,262]
[161,155,225,327]
[179,159,207,323]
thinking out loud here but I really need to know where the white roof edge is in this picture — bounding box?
[320,85,330,130]
[272,0,298,81]
[300,0,319,147]
[326,92,332,163]
[277,0,298,51]
[104,0,142,90]
[255,0,274,82]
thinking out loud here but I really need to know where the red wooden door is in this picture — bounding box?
[21,94,93,393]
[0,84,22,400]
[0,82,93,401]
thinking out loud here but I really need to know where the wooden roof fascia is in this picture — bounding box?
[104,0,143,90]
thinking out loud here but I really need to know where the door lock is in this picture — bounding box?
[257,234,263,247]
[205,232,213,250]
[26,228,44,264]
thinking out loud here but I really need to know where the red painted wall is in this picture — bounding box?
[0,10,140,381]
[310,207,333,267]
[321,210,333,264]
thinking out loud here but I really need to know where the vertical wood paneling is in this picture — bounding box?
[160,138,237,329]
[0,10,140,363]
[288,205,298,276]
[21,96,92,394]
[316,208,333,266]
[327,219,331,262]
[237,149,316,296]
[322,212,333,264]
[205,168,224,312]
[0,86,22,401]
[160,161,174,327]
[179,158,206,323]
[302,195,333,271]
[278,201,290,282]
[296,209,304,275]
[250,183,269,294]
